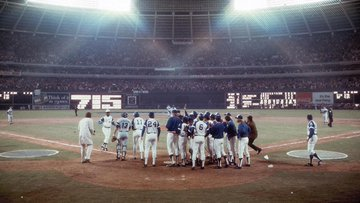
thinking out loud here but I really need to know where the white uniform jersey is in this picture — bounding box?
[166,106,176,117]
[144,118,160,134]
[78,118,94,144]
[180,123,188,137]
[195,120,207,137]
[7,108,13,116]
[99,115,114,128]
[320,107,328,115]
[116,118,132,132]
[307,120,317,136]
[132,117,145,131]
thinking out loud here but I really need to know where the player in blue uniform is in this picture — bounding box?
[186,117,195,165]
[208,115,229,169]
[236,115,251,169]
[224,115,237,165]
[306,114,323,166]
[166,109,182,166]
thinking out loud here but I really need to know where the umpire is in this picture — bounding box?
[246,115,262,154]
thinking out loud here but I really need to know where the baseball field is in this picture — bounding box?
[0,109,359,202]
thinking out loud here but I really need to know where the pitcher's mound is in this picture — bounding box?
[0,149,59,158]
[287,150,347,160]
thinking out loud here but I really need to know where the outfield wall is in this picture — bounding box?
[0,90,359,110]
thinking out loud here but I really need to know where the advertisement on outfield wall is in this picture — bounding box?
[312,92,334,104]
[296,92,312,104]
[32,92,70,109]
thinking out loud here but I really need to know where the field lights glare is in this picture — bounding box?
[27,0,132,12]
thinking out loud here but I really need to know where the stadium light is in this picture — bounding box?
[233,0,339,11]
[27,0,133,12]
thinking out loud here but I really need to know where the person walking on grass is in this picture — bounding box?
[246,115,262,154]
[78,112,95,163]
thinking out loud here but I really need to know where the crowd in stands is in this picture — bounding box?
[0,76,359,92]
[0,64,358,76]
[0,31,360,67]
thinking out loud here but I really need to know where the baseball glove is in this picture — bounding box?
[111,136,117,142]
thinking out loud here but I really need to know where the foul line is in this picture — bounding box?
[0,131,116,155]
[262,131,360,150]
[0,130,360,156]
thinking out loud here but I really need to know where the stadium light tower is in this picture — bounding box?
[27,0,133,12]
[233,0,339,11]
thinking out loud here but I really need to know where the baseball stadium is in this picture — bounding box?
[0,0,360,202]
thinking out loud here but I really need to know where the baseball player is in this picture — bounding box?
[178,116,189,167]
[186,117,195,165]
[320,106,329,125]
[185,110,198,158]
[142,112,161,167]
[328,108,334,127]
[208,115,229,169]
[78,112,95,163]
[132,112,145,160]
[236,115,251,169]
[7,106,13,125]
[192,114,207,170]
[113,112,132,161]
[224,113,237,165]
[98,109,115,151]
[166,109,181,166]
[246,115,262,154]
[166,105,177,117]
[204,113,215,164]
[306,114,323,166]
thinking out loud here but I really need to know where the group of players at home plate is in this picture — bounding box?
[75,106,327,169]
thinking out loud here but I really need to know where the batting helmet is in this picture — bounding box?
[121,112,128,118]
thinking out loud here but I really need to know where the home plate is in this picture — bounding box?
[287,150,348,160]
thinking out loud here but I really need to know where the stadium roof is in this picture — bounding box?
[0,0,359,40]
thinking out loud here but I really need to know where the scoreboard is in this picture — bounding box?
[227,91,359,109]
[71,94,122,109]
[227,92,296,109]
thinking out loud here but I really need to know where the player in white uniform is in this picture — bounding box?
[306,114,323,166]
[142,112,161,167]
[113,112,132,161]
[320,106,329,125]
[204,114,215,164]
[178,116,189,167]
[192,114,207,170]
[98,109,115,151]
[78,112,95,163]
[166,105,177,117]
[7,106,13,125]
[132,112,145,160]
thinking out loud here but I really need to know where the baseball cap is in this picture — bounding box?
[105,109,110,113]
[224,112,231,116]
[236,114,243,119]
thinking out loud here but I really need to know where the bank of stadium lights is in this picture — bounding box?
[233,0,339,11]
[27,0,133,12]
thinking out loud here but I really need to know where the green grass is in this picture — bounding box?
[0,137,78,161]
[1,110,359,152]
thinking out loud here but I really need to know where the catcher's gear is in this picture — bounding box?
[111,136,117,142]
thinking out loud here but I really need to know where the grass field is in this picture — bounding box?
[0,109,359,202]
